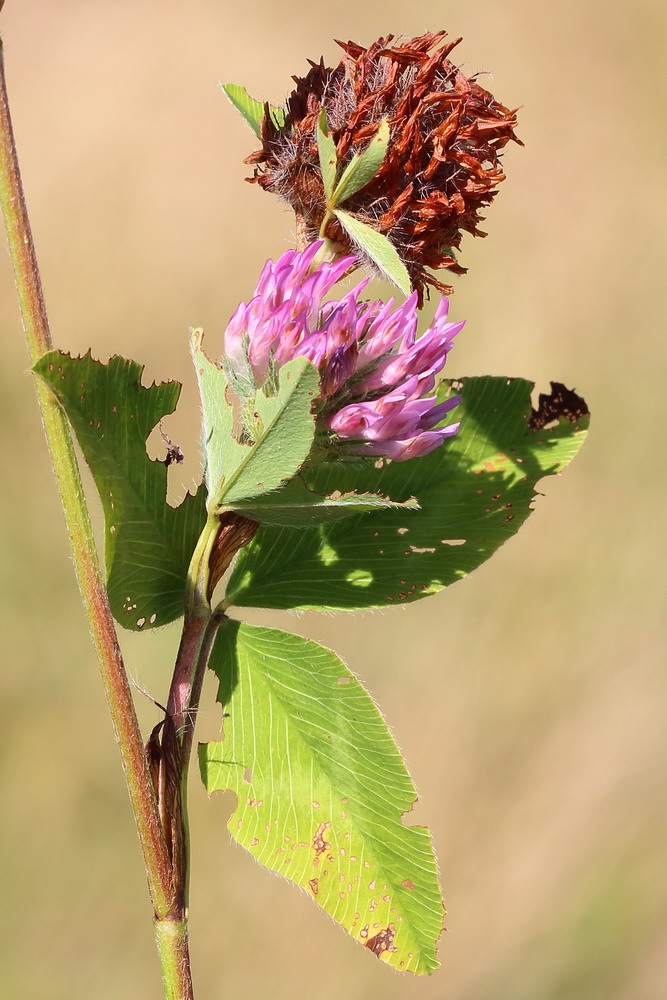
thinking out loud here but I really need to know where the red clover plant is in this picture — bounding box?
[0,25,588,1000]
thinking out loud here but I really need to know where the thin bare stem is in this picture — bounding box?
[181,607,226,765]
[165,511,220,770]
[0,29,176,930]
[167,612,212,736]
[164,606,225,915]
[167,511,256,750]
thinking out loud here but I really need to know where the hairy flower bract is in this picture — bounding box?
[223,242,463,461]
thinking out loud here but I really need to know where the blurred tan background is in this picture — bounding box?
[0,2,665,998]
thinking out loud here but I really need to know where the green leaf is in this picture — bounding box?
[34,351,206,630]
[332,119,390,206]
[200,622,443,974]
[191,330,319,510]
[230,479,419,527]
[316,108,338,204]
[334,209,411,296]
[220,83,285,137]
[226,377,589,611]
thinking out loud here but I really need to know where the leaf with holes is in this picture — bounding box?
[225,377,589,611]
[34,351,206,630]
[192,330,319,511]
[220,83,286,136]
[199,621,443,974]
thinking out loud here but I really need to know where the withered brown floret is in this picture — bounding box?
[246,32,522,304]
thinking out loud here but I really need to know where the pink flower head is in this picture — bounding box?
[223,243,463,461]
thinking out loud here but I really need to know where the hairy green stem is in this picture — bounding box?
[0,30,188,993]
[154,918,195,1000]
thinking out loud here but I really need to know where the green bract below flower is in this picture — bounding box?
[223,242,463,461]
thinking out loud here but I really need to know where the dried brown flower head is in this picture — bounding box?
[246,32,521,303]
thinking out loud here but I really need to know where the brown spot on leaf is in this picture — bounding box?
[312,821,332,857]
[242,767,253,784]
[401,878,416,890]
[308,878,319,896]
[365,923,397,957]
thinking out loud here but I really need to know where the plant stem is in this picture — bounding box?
[165,511,227,871]
[180,609,226,764]
[165,606,225,916]
[0,30,190,991]
[168,511,256,754]
[154,918,195,1000]
[165,511,222,746]
[167,611,212,737]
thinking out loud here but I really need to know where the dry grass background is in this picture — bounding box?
[0,2,665,998]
